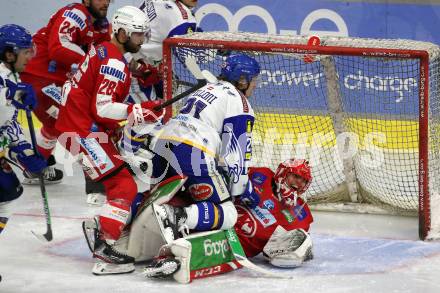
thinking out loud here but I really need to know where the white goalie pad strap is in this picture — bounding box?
[170,238,192,284]
[262,226,312,268]
[127,205,168,262]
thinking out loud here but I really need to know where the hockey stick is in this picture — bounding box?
[225,229,294,279]
[154,57,217,111]
[25,110,53,242]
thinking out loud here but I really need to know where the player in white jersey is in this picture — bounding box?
[151,54,261,239]
[0,24,47,281]
[124,0,199,103]
[138,0,198,65]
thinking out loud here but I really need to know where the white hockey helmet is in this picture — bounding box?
[111,6,150,37]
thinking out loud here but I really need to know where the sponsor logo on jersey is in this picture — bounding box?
[263,199,275,210]
[78,138,114,174]
[146,1,157,21]
[100,65,126,82]
[42,85,62,105]
[97,45,107,60]
[281,209,295,223]
[89,46,96,57]
[236,205,257,237]
[293,205,308,221]
[251,172,267,186]
[203,238,230,258]
[63,10,86,30]
[189,183,213,201]
[250,205,276,228]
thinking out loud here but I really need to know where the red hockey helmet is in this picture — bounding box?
[274,159,312,205]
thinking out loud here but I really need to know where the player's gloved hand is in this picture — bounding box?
[8,142,47,174]
[5,80,37,110]
[127,101,164,126]
[239,181,260,209]
[132,61,162,87]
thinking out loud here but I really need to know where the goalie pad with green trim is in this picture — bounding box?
[154,230,242,284]
[127,175,187,261]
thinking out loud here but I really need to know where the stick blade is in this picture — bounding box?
[184,56,204,80]
[32,229,53,242]
[201,70,218,83]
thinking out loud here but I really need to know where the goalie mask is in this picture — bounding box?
[274,159,312,206]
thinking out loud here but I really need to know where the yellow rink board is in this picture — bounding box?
[254,113,420,150]
[17,110,421,151]
[16,110,42,129]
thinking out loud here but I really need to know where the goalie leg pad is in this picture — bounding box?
[127,204,169,262]
[263,226,313,268]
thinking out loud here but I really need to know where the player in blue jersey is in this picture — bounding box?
[0,24,47,281]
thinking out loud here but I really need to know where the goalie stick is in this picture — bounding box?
[25,109,53,242]
[225,229,294,280]
[154,56,217,111]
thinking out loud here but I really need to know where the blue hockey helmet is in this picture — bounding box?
[221,54,260,84]
[0,24,33,55]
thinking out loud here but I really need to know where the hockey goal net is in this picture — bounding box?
[162,31,440,240]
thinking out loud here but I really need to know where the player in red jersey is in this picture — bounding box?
[56,5,163,275]
[20,0,112,184]
[234,159,314,267]
[141,158,314,282]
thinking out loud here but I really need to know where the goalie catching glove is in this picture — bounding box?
[262,226,313,268]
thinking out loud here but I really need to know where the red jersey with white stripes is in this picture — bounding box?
[24,3,110,84]
[56,41,130,137]
[234,167,314,257]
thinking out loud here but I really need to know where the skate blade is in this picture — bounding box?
[22,178,62,185]
[92,262,135,275]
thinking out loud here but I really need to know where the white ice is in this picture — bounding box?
[1,148,440,293]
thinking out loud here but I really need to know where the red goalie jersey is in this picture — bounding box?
[234,167,314,257]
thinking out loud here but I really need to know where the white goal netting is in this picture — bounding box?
[163,31,440,240]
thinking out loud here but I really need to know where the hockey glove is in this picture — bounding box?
[239,180,260,209]
[8,142,47,174]
[127,101,164,126]
[5,80,37,110]
[132,61,162,87]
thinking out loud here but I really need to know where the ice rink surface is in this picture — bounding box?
[1,152,440,293]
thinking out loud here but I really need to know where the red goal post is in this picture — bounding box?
[162,32,440,240]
